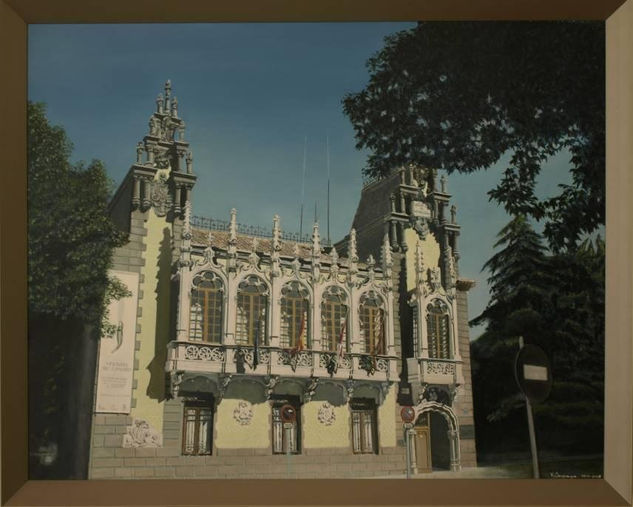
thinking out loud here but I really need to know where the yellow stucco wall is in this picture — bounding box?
[378,386,397,447]
[215,400,271,449]
[302,402,351,449]
[130,174,173,433]
[404,227,441,292]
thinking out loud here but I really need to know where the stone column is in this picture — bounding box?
[448,428,461,471]
[141,177,151,210]
[174,185,182,215]
[132,176,141,208]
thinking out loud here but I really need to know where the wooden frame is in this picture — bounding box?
[1,0,631,505]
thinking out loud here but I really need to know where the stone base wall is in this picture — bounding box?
[89,413,406,479]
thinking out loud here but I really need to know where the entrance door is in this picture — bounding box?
[414,414,432,473]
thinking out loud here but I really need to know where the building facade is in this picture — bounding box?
[88,82,477,479]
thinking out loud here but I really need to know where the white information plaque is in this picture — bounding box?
[95,270,139,413]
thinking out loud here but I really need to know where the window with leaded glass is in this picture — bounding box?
[426,300,451,359]
[189,271,223,343]
[280,282,310,348]
[182,400,213,456]
[350,398,378,454]
[271,396,301,454]
[359,291,385,355]
[236,275,268,345]
[321,286,348,352]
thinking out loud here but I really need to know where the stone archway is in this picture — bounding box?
[412,401,461,472]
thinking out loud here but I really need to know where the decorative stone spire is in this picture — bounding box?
[136,142,144,164]
[171,96,179,118]
[366,254,376,282]
[164,80,172,113]
[312,222,321,258]
[185,151,193,174]
[229,208,238,245]
[272,215,282,252]
[415,242,424,285]
[330,246,339,279]
[179,201,192,267]
[178,123,185,142]
[348,228,359,263]
[201,230,216,266]
[440,174,447,193]
[330,246,339,264]
[381,233,393,271]
[156,93,164,114]
[450,204,457,224]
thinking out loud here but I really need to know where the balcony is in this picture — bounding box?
[166,340,398,385]
[406,356,464,387]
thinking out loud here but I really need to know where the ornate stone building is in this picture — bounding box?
[88,81,477,479]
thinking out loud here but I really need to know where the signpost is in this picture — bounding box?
[515,337,552,479]
[400,406,415,479]
[280,404,297,477]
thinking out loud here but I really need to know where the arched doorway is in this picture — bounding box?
[411,401,461,472]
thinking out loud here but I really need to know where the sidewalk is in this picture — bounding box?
[371,466,531,479]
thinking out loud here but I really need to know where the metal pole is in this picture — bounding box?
[519,336,540,479]
[405,425,411,479]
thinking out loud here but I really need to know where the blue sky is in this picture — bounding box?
[28,23,574,339]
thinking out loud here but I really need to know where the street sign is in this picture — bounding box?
[515,344,552,403]
[280,404,297,423]
[400,406,415,424]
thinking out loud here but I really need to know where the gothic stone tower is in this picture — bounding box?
[337,166,477,471]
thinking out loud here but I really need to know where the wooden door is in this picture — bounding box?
[414,426,432,473]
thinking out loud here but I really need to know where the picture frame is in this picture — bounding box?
[1,0,631,505]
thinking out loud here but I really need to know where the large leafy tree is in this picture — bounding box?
[343,21,605,251]
[28,102,126,478]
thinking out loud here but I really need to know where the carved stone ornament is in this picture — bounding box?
[410,215,430,240]
[429,266,442,292]
[317,402,336,426]
[233,401,254,425]
[122,419,163,448]
[150,174,172,217]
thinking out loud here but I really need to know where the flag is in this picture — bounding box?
[373,310,384,355]
[337,313,347,359]
[253,318,260,369]
[296,313,306,352]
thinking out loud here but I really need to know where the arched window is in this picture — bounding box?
[280,282,310,349]
[321,286,348,352]
[236,275,268,345]
[426,299,451,359]
[359,291,385,355]
[189,271,223,343]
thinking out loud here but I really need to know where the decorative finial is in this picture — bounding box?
[293,243,300,258]
[272,214,281,252]
[164,80,172,113]
[450,204,457,224]
[178,123,185,142]
[229,208,238,245]
[164,80,172,97]
[348,228,359,263]
[367,254,375,268]
[136,142,144,164]
[311,222,321,257]
[156,93,164,114]
[415,242,424,281]
[149,116,159,137]
[381,233,393,270]
[185,151,193,174]
[331,246,339,264]
[206,230,213,247]
[440,174,447,193]
[171,96,179,118]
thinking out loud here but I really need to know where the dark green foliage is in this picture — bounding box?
[343,21,605,251]
[28,101,127,322]
[471,217,604,458]
[28,102,127,478]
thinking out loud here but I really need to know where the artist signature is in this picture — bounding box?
[549,472,602,479]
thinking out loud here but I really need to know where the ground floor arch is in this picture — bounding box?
[410,401,461,472]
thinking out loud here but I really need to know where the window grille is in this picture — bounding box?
[350,399,378,454]
[182,400,213,456]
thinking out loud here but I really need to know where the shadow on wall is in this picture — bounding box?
[146,227,172,401]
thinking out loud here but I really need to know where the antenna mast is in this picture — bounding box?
[299,136,307,239]
[326,135,331,246]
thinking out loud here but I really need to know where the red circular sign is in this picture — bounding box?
[280,404,297,423]
[400,406,415,424]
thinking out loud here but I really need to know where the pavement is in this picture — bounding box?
[371,466,531,479]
